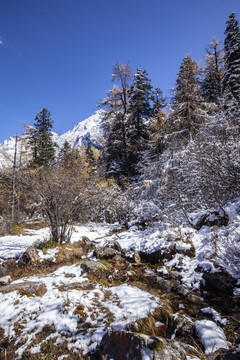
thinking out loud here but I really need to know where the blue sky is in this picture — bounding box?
[0,0,239,142]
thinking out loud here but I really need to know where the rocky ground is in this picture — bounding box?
[0,206,240,360]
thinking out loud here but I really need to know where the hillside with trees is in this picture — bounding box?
[0,12,240,360]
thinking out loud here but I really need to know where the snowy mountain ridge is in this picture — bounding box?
[0,109,106,169]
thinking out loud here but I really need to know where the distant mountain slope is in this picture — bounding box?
[58,109,106,149]
[0,109,106,169]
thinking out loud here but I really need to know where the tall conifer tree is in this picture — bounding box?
[201,37,224,106]
[129,68,153,138]
[30,108,55,167]
[167,55,204,138]
[222,13,240,120]
[100,63,132,179]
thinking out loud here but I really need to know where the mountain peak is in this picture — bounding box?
[0,110,107,169]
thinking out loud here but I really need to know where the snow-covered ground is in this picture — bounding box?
[1,199,240,357]
[0,266,159,358]
[0,223,115,263]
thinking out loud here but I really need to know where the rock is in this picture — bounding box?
[0,281,47,296]
[111,269,130,282]
[0,263,8,276]
[0,275,12,286]
[140,247,176,265]
[215,352,240,359]
[141,269,173,293]
[194,210,229,230]
[139,242,195,265]
[93,247,121,260]
[112,241,123,252]
[58,280,95,291]
[174,314,196,342]
[18,246,39,265]
[174,284,191,297]
[201,267,237,307]
[133,251,141,263]
[80,260,108,274]
[98,329,188,360]
[81,236,95,250]
[109,254,130,269]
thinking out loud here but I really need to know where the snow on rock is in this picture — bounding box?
[195,320,229,354]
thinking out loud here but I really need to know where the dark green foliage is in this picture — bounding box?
[223,13,240,99]
[201,37,224,105]
[222,13,240,121]
[152,87,166,115]
[129,68,153,137]
[59,140,72,159]
[100,63,132,180]
[127,69,156,176]
[30,108,55,167]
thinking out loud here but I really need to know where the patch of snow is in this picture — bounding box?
[201,307,227,326]
[0,228,49,261]
[234,288,240,297]
[195,320,229,354]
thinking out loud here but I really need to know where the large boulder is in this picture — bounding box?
[18,246,39,265]
[141,268,173,293]
[80,260,109,275]
[98,329,188,360]
[0,281,47,296]
[200,266,237,309]
[139,241,195,265]
[93,246,122,260]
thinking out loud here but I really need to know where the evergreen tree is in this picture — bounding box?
[201,37,224,105]
[127,69,155,176]
[30,108,55,167]
[129,68,154,137]
[152,87,167,155]
[222,13,240,120]
[167,55,205,138]
[100,63,132,180]
[152,87,166,115]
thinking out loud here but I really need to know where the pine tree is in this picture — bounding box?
[129,68,154,137]
[201,37,224,106]
[167,55,205,139]
[152,87,166,115]
[127,69,155,176]
[222,13,240,120]
[30,108,55,167]
[152,88,167,155]
[100,63,132,179]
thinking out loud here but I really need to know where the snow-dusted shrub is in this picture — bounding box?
[134,115,240,224]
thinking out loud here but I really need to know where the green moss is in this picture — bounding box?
[153,340,165,351]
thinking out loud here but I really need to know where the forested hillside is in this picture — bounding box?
[0,12,240,360]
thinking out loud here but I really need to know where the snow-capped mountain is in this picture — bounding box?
[0,109,106,169]
[58,109,106,149]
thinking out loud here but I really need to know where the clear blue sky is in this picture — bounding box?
[0,0,239,142]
